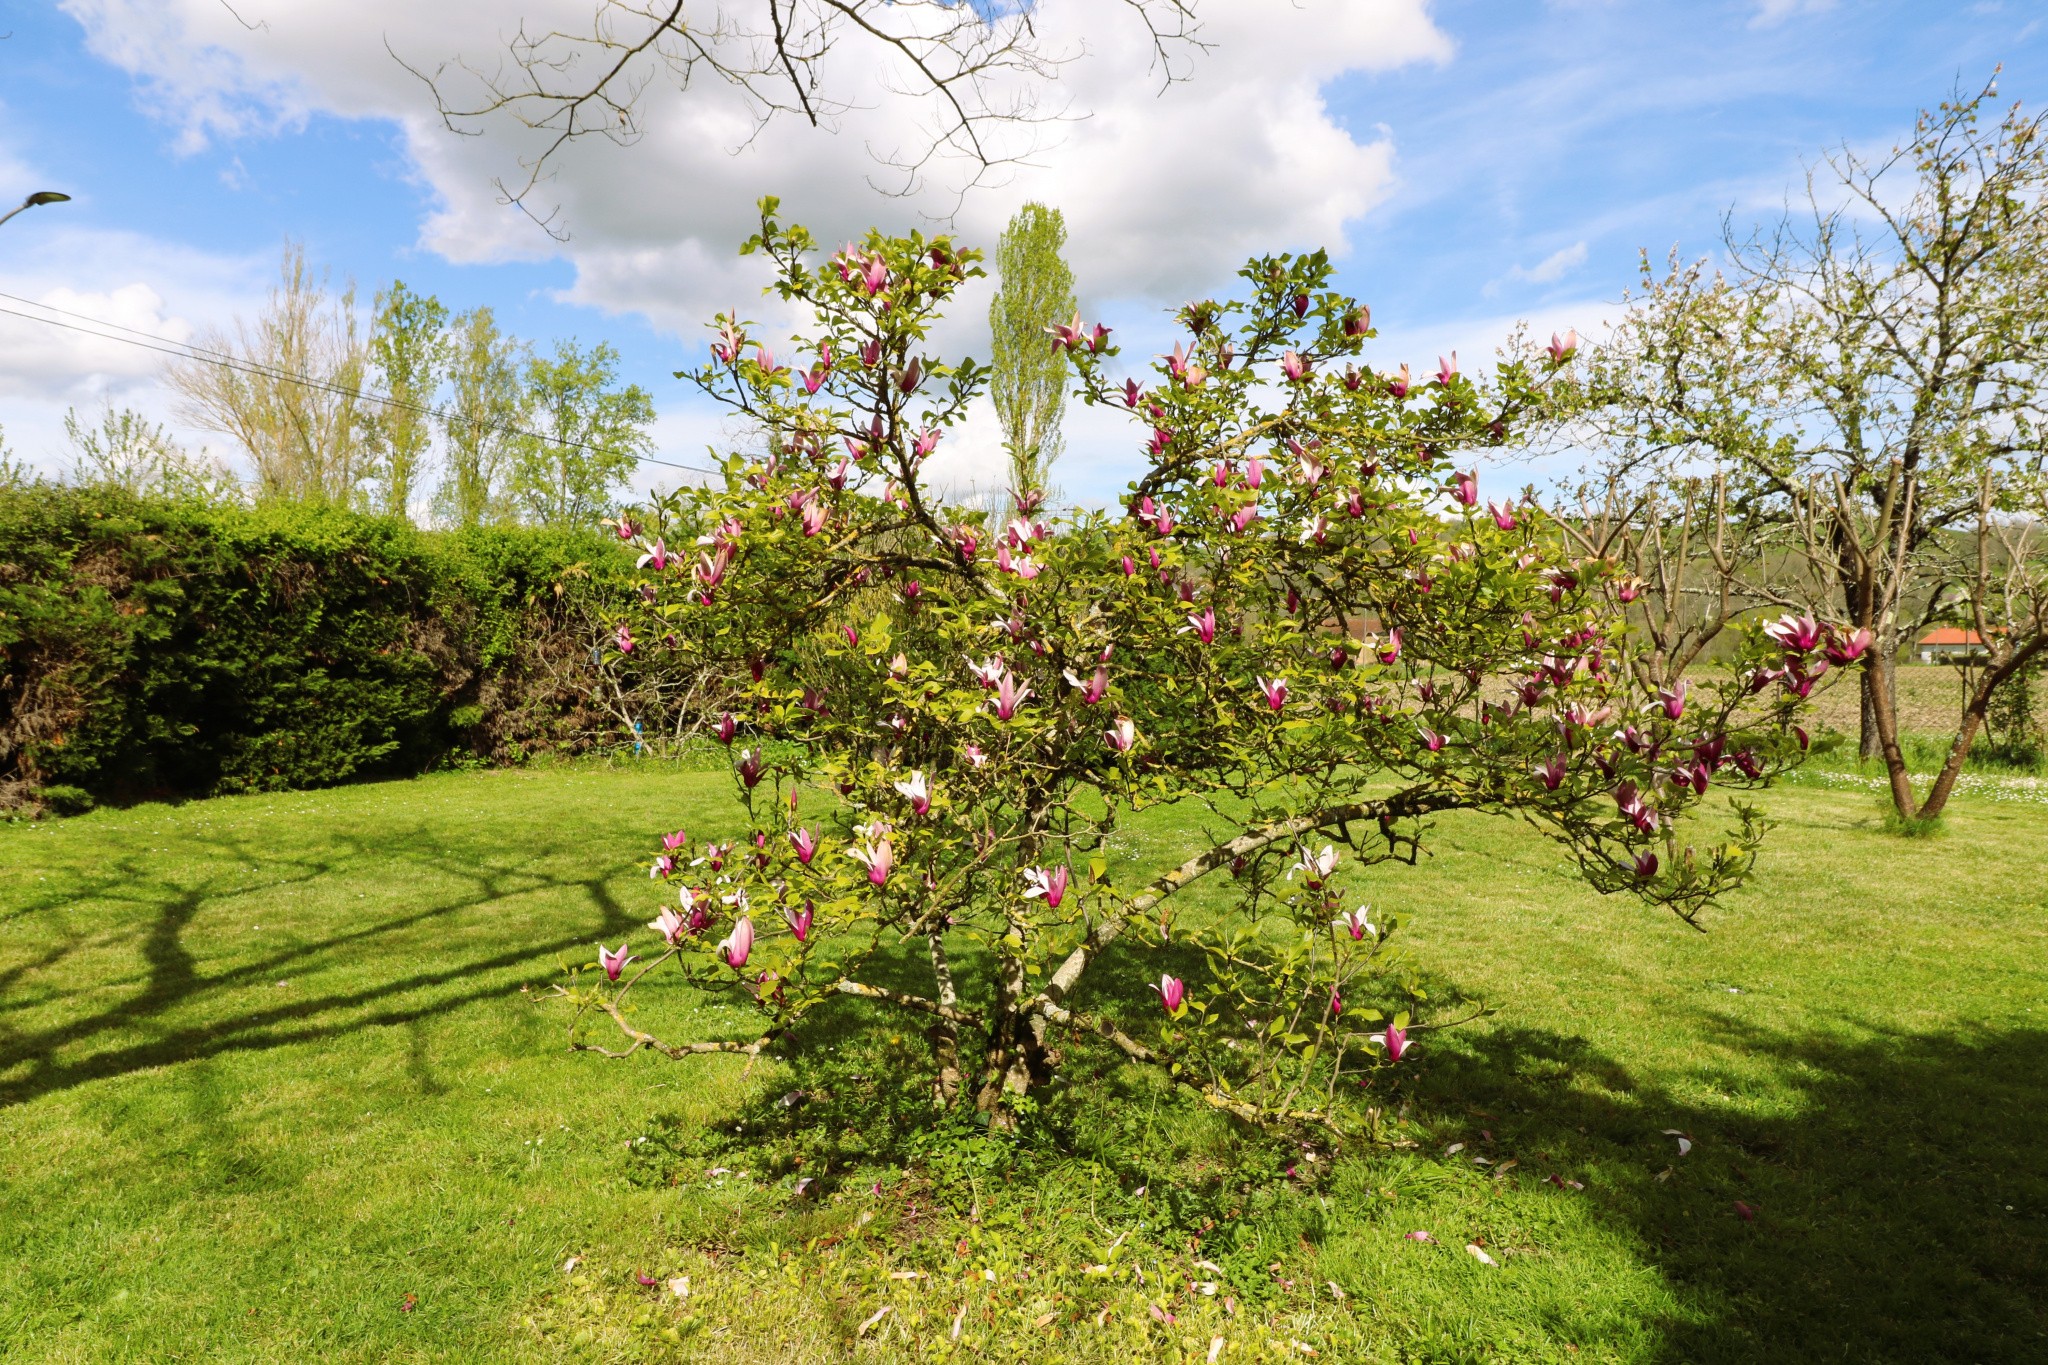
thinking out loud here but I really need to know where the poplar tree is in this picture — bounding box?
[988,203,1076,499]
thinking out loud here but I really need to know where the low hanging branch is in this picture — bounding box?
[555,200,1816,1135]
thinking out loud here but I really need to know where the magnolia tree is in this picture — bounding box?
[562,201,1815,1133]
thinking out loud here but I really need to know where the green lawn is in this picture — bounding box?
[2,764,2044,1363]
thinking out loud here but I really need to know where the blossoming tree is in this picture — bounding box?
[567,200,1814,1132]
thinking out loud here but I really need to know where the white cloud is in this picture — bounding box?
[1750,0,1834,29]
[1512,240,1589,284]
[58,0,1453,332]
[0,213,268,471]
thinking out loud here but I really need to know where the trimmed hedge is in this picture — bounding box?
[0,485,633,813]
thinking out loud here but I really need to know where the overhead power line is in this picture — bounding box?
[0,290,723,479]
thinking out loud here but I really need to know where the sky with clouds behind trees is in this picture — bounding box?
[2,0,2044,505]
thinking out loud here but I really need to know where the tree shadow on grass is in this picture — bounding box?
[0,825,657,1110]
[1401,1016,2048,1364]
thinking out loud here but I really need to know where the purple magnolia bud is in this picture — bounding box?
[1633,851,1659,880]
[1154,974,1185,1014]
[784,901,814,943]
[1451,471,1478,507]
[1023,864,1070,908]
[1659,681,1688,721]
[1343,306,1371,337]
[718,917,755,968]
[1379,1025,1409,1062]
[598,942,636,981]
[789,827,817,865]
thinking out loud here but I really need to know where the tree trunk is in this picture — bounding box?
[928,932,964,1107]
[1920,639,2048,820]
[1865,652,1921,819]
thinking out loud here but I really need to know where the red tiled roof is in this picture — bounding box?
[1918,628,1985,646]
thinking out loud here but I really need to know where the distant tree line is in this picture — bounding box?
[45,241,658,529]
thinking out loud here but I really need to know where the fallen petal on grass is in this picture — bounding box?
[1466,1244,1499,1266]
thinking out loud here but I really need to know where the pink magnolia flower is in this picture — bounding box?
[1451,471,1478,506]
[1764,613,1823,653]
[753,343,780,374]
[893,770,932,816]
[1229,503,1261,535]
[650,854,675,879]
[964,743,989,768]
[783,901,814,943]
[1419,727,1446,752]
[912,428,941,461]
[800,501,829,537]
[1281,349,1310,382]
[1658,681,1688,721]
[1300,513,1330,546]
[1388,363,1413,399]
[1121,554,1137,577]
[1343,305,1372,337]
[1617,578,1643,604]
[1377,1024,1410,1062]
[1181,608,1218,645]
[1535,754,1569,791]
[1613,780,1659,834]
[841,625,861,648]
[598,942,636,981]
[1290,844,1339,888]
[966,655,1006,689]
[716,713,737,745]
[1154,974,1186,1015]
[1335,907,1376,940]
[1258,676,1289,712]
[1489,501,1518,531]
[1346,487,1367,519]
[718,917,754,968]
[1104,717,1137,753]
[1377,629,1403,665]
[991,670,1033,721]
[1293,448,1329,491]
[614,623,635,654]
[637,538,671,572]
[858,337,883,368]
[614,516,639,542]
[1436,352,1460,385]
[1824,628,1873,665]
[661,828,688,853]
[1633,851,1659,880]
[828,458,850,491]
[1064,666,1110,705]
[1022,865,1070,908]
[1546,329,1579,364]
[849,828,895,887]
[789,828,818,865]
[649,908,688,946]
[1122,378,1144,408]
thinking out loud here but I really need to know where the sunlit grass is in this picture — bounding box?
[2,763,2043,1362]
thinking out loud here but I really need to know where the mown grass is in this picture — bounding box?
[1,763,2044,1363]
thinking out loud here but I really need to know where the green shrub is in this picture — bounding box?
[0,483,636,813]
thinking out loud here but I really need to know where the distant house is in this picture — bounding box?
[1918,628,1989,664]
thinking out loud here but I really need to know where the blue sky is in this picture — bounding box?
[2,0,2044,502]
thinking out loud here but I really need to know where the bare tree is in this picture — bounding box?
[407,1,1204,229]
[1571,80,2048,822]
[167,242,373,504]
